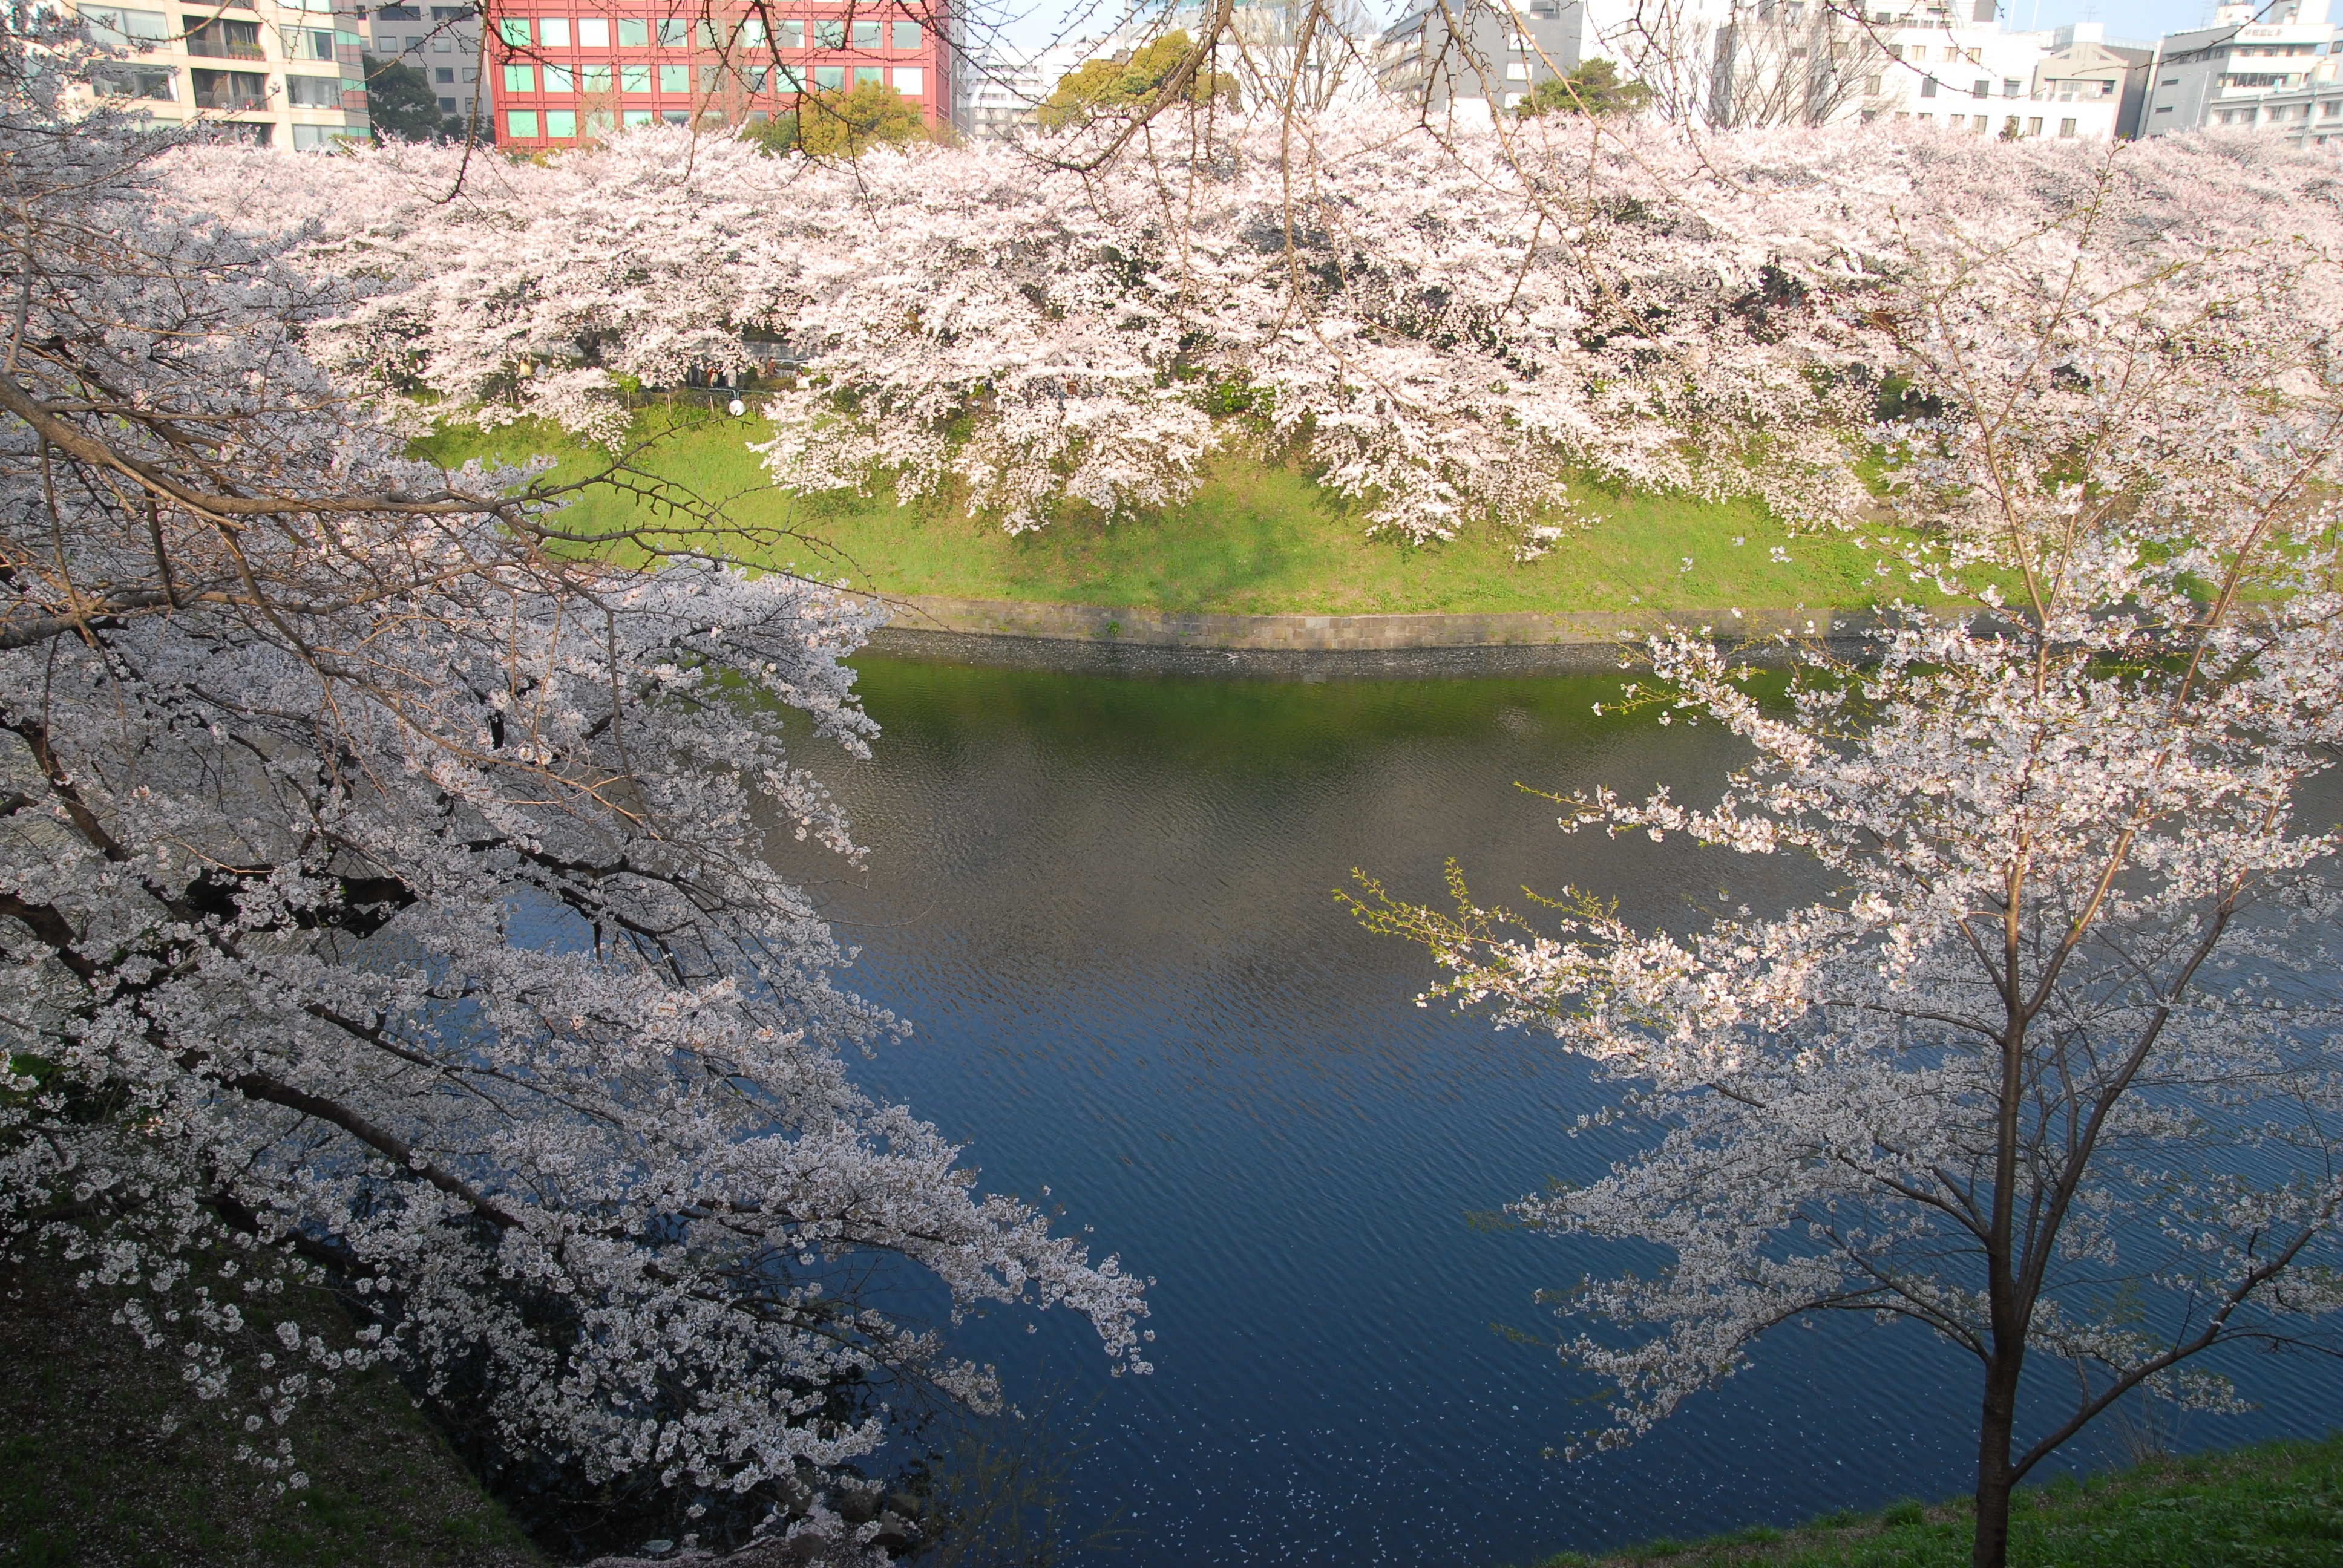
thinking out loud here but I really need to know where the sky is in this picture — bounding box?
[2008,0,2225,42]
[988,0,2258,57]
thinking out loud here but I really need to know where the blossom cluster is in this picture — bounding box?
[159,117,2337,547]
[0,27,1145,1538]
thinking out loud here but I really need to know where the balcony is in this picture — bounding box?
[190,67,269,110]
[188,21,266,60]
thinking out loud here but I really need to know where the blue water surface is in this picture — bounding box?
[782,656,2341,1566]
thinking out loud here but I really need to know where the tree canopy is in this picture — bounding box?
[794,80,930,157]
[1513,57,1650,117]
[1037,30,1234,129]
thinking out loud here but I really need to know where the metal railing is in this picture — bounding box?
[188,38,267,59]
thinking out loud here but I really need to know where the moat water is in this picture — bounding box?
[784,654,2341,1566]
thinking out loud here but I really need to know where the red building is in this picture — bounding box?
[486,1,957,148]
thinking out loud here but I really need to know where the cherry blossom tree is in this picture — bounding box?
[171,115,1883,543]
[1353,137,2343,1568]
[0,27,1145,1560]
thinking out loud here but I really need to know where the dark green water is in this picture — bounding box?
[784,656,2337,1566]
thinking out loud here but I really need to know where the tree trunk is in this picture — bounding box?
[1971,1351,2022,1568]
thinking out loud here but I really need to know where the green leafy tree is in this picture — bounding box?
[1037,30,1234,129]
[739,111,799,155]
[363,54,458,142]
[1512,57,1650,119]
[794,80,929,157]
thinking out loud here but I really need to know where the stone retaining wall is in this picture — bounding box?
[860,595,1884,679]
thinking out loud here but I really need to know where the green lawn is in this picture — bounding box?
[1532,1436,2343,1567]
[0,1255,539,1568]
[413,406,1928,616]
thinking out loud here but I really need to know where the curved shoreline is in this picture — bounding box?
[862,593,1884,679]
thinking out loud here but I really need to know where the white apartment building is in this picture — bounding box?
[2138,1,2343,148]
[1856,11,2145,141]
[73,0,372,147]
[962,38,1104,140]
[361,1,483,122]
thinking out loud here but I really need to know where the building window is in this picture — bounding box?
[84,4,169,48]
[1919,76,1936,98]
[290,123,352,149]
[660,108,687,122]
[813,64,844,89]
[657,62,688,92]
[2325,101,2341,116]
[1506,60,1529,80]
[852,19,880,47]
[623,106,653,124]
[577,16,607,45]
[621,63,649,91]
[506,108,538,136]
[578,62,611,90]
[2003,77,2020,96]
[283,25,335,60]
[88,60,175,99]
[502,62,534,91]
[2027,116,2042,134]
[497,16,528,45]
[2059,117,2076,136]
[544,62,572,90]
[1865,73,1881,94]
[656,19,687,45]
[893,65,920,94]
[461,64,477,82]
[814,20,844,47]
[428,5,465,18]
[698,62,722,89]
[188,16,264,59]
[546,107,576,136]
[1971,78,1987,97]
[778,19,803,46]
[738,18,765,44]
[435,65,453,82]
[286,71,339,105]
[892,21,919,48]
[540,16,569,46]
[617,19,646,46]
[439,94,455,108]
[189,66,267,109]
[853,64,881,85]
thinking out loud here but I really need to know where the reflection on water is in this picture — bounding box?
[781,656,2339,1566]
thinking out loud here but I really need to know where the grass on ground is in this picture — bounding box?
[1532,1434,2343,1567]
[412,406,1929,617]
[0,1254,539,1568]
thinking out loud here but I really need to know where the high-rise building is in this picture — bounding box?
[360,2,486,126]
[483,0,960,148]
[2138,0,2342,147]
[70,0,373,148]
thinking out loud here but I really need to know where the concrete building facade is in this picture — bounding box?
[2138,1,2342,148]
[362,1,485,122]
[483,0,963,149]
[73,0,372,147]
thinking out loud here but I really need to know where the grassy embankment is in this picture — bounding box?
[0,1255,539,1568]
[413,407,1935,617]
[1530,1434,2343,1567]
